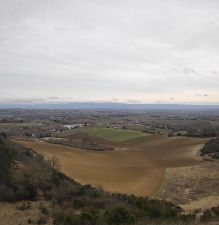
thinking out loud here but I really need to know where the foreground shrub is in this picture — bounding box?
[211,205,219,216]
[80,211,97,225]
[178,213,196,223]
[41,206,49,215]
[53,212,80,225]
[104,207,134,225]
[12,183,37,201]
[0,183,37,202]
[72,197,105,209]
[27,218,33,224]
[0,136,15,184]
[200,209,214,222]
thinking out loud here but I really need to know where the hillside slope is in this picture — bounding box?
[0,133,219,225]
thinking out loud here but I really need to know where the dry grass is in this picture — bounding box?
[0,201,52,225]
[156,161,219,213]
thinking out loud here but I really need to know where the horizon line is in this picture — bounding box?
[1,102,219,110]
[1,101,219,105]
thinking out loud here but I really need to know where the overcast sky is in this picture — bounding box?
[0,0,219,104]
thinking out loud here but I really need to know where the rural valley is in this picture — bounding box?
[1,1,219,224]
[0,107,219,225]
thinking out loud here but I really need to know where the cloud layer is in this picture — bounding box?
[0,0,219,104]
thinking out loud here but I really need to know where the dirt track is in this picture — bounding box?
[16,136,207,196]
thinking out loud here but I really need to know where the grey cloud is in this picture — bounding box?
[195,94,209,97]
[126,99,142,104]
[48,97,60,100]
[0,0,219,104]
[184,67,196,75]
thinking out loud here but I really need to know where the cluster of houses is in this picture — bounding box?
[63,123,87,130]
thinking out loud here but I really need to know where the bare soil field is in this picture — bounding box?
[15,136,207,197]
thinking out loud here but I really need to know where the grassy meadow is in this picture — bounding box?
[58,127,149,142]
[81,128,149,142]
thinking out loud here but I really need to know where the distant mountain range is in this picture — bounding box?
[1,102,219,110]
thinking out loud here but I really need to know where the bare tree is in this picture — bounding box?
[49,156,60,170]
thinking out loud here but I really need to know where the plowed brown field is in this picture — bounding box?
[15,136,207,196]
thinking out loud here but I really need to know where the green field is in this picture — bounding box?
[83,128,148,142]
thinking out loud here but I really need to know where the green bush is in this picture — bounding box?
[27,218,33,224]
[201,138,219,157]
[25,183,38,200]
[53,212,80,225]
[125,196,178,219]
[104,207,134,225]
[16,183,37,201]
[80,207,99,225]
[41,206,49,215]
[200,209,214,222]
[211,205,219,216]
[0,138,15,184]
[178,213,196,223]
[80,212,97,225]
[72,197,105,209]
[78,185,102,198]
[0,182,37,202]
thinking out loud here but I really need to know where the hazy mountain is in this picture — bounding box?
[1,102,219,111]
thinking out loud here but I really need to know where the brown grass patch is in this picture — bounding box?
[0,201,52,225]
[156,161,219,213]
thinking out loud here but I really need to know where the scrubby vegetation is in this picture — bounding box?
[0,134,38,201]
[200,205,219,222]
[49,132,114,151]
[0,133,218,225]
[200,138,219,159]
[187,128,219,138]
